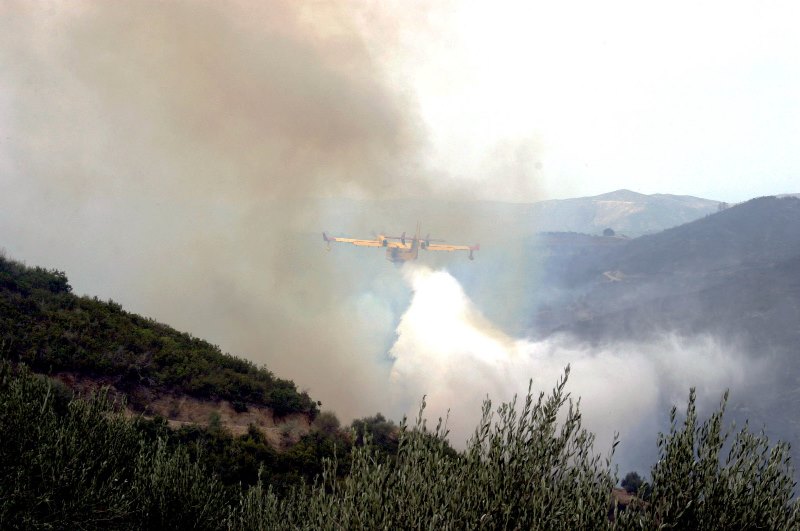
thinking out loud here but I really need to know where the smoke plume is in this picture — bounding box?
[0,1,434,417]
[388,264,766,471]
[0,1,597,428]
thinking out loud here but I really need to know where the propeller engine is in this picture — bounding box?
[420,233,445,250]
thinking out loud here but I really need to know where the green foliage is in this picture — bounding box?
[0,360,230,529]
[132,439,229,529]
[131,409,350,495]
[0,252,317,417]
[313,411,341,436]
[0,362,137,528]
[621,471,644,494]
[2,352,797,529]
[0,254,71,295]
[351,412,400,455]
[616,389,800,529]
[237,369,618,529]
[231,374,800,530]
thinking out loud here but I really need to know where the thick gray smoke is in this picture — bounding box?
[2,1,423,200]
[0,0,419,416]
[0,1,540,418]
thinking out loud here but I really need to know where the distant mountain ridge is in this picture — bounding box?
[535,195,800,341]
[530,189,721,236]
[574,195,800,277]
[315,189,722,240]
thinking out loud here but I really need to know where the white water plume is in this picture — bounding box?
[388,264,765,465]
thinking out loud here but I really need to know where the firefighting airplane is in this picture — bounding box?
[323,223,479,263]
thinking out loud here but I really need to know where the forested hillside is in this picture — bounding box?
[0,252,317,417]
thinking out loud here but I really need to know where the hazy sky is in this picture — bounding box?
[354,0,800,202]
[2,1,799,203]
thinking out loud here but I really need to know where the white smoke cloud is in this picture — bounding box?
[388,264,765,469]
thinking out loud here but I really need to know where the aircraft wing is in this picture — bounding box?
[426,242,480,259]
[425,243,474,252]
[324,235,383,247]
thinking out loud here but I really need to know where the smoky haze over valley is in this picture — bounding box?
[3,1,800,476]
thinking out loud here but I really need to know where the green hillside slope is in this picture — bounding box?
[0,252,317,417]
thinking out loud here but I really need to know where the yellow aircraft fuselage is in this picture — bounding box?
[384,238,419,263]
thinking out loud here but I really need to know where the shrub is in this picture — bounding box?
[621,471,644,494]
[235,368,618,529]
[616,389,799,529]
[0,361,232,530]
[312,411,341,436]
[2,358,797,530]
